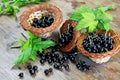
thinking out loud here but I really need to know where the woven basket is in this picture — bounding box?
[60,20,80,53]
[20,3,63,36]
[77,29,120,63]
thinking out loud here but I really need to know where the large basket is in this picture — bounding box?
[20,3,63,36]
[77,29,120,63]
[60,20,80,53]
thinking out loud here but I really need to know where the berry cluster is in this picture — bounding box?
[59,26,73,46]
[38,46,90,76]
[27,65,38,75]
[83,32,114,53]
[32,15,54,28]
[44,68,53,76]
[76,61,90,71]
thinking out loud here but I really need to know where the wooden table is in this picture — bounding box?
[0,0,120,80]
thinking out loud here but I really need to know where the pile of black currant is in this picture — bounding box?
[83,32,114,53]
[38,46,90,76]
[32,15,54,28]
[59,26,74,47]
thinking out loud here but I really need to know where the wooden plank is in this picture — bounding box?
[0,0,120,80]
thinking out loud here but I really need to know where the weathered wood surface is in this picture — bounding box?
[0,0,120,80]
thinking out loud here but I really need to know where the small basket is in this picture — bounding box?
[60,20,80,53]
[77,29,120,63]
[20,3,63,36]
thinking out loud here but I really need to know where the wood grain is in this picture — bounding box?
[0,0,120,80]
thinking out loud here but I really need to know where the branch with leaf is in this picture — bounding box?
[14,31,56,64]
[70,5,114,33]
[0,0,48,16]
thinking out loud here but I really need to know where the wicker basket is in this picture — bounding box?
[20,3,63,37]
[77,29,120,64]
[59,20,80,53]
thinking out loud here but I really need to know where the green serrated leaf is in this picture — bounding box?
[13,6,20,16]
[98,5,114,11]
[17,38,25,44]
[0,5,3,14]
[103,23,111,31]
[27,31,37,39]
[30,50,37,61]
[76,19,93,31]
[14,0,28,7]
[2,0,10,3]
[21,40,30,51]
[79,5,93,13]
[35,40,56,49]
[88,21,98,33]
[81,12,95,20]
[104,13,113,21]
[70,11,83,21]
[14,47,32,64]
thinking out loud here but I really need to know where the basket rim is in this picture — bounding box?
[77,29,120,58]
[20,3,63,36]
[60,20,80,53]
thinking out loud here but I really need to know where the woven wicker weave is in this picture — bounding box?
[60,20,80,53]
[77,29,120,59]
[20,4,63,36]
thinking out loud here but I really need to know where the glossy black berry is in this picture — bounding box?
[40,59,44,64]
[49,68,53,73]
[64,64,70,71]
[29,69,35,75]
[18,72,24,78]
[33,65,38,71]
[48,59,53,64]
[54,64,62,70]
[44,69,49,76]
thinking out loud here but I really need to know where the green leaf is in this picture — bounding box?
[81,12,95,20]
[14,47,32,64]
[88,21,98,33]
[13,6,20,16]
[21,40,30,51]
[103,23,111,31]
[17,38,25,44]
[70,5,93,21]
[76,19,93,31]
[70,11,83,21]
[104,13,113,21]
[27,31,37,39]
[14,0,28,7]
[0,6,3,14]
[14,31,56,64]
[79,5,93,13]
[98,5,114,11]
[35,40,56,49]
[2,0,10,3]
[4,4,13,13]
[29,50,37,61]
